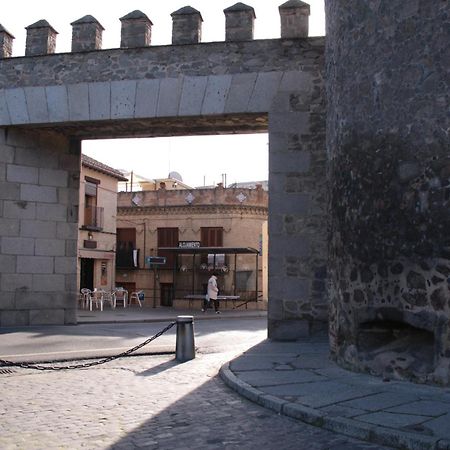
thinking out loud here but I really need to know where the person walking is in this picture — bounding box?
[202,273,220,313]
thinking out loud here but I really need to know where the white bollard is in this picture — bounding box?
[176,315,195,362]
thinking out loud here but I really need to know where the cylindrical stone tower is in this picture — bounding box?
[326,1,450,385]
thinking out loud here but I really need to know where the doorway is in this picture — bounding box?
[160,283,174,307]
[80,258,94,291]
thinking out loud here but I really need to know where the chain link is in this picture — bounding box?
[0,321,176,371]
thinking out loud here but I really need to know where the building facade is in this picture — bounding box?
[115,183,268,310]
[78,154,127,293]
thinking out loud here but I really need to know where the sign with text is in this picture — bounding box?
[178,241,201,249]
[145,256,166,265]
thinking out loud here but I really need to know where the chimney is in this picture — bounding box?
[0,24,14,58]
[171,6,203,45]
[25,20,58,56]
[71,15,104,52]
[279,0,310,39]
[120,10,153,48]
[224,3,255,41]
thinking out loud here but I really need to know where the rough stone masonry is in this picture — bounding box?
[326,0,450,385]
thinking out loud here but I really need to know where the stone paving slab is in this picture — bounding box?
[237,368,325,386]
[339,392,419,412]
[229,355,284,371]
[321,404,368,418]
[355,412,431,429]
[220,337,450,450]
[387,400,450,416]
[424,414,450,440]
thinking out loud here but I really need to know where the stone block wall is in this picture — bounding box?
[268,60,327,340]
[0,128,80,326]
[326,0,450,385]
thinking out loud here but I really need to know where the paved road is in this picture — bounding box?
[0,317,266,362]
[0,318,391,449]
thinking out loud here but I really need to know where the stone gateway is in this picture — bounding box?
[0,2,327,343]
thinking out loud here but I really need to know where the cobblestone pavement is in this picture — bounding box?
[0,348,390,450]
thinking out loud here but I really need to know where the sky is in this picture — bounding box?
[2,1,325,188]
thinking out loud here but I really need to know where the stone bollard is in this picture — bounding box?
[175,315,195,362]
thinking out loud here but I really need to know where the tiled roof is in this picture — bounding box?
[81,154,128,181]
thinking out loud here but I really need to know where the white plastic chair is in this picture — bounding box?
[113,288,128,308]
[129,291,144,307]
[80,288,92,309]
[90,289,106,311]
[102,291,115,309]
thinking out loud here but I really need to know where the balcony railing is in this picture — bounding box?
[83,206,104,230]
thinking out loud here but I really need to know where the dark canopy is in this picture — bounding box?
[158,247,259,255]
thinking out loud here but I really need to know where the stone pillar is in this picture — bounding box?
[171,6,203,45]
[326,0,450,385]
[0,129,80,326]
[120,10,153,48]
[279,0,310,39]
[0,24,14,58]
[224,3,255,41]
[71,15,104,52]
[268,65,327,340]
[25,20,58,56]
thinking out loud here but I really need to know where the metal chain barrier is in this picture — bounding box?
[0,321,176,371]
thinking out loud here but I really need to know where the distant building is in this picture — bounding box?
[227,180,268,191]
[196,180,268,191]
[115,181,268,310]
[119,171,193,192]
[78,155,127,293]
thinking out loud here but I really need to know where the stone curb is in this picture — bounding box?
[77,312,267,325]
[219,362,450,450]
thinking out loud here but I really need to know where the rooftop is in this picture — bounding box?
[82,154,128,181]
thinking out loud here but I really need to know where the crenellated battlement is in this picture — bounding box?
[0,1,311,58]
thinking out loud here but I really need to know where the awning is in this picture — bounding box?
[79,250,115,260]
[158,247,259,255]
